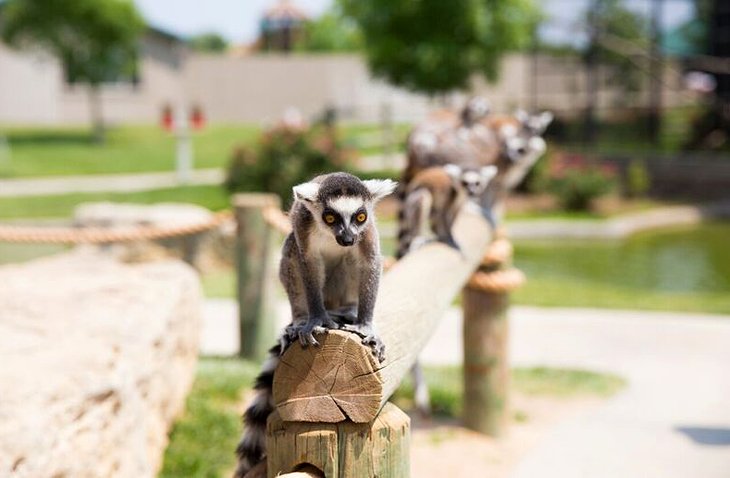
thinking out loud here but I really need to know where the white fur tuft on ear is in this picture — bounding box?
[443,164,463,179]
[540,111,554,129]
[292,182,320,202]
[363,179,398,201]
[480,165,498,181]
[514,109,529,124]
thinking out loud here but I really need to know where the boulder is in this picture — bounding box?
[0,251,202,478]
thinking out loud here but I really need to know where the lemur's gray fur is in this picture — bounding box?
[396,164,497,259]
[234,172,397,478]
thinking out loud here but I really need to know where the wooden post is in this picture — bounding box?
[272,209,493,423]
[234,193,281,360]
[462,237,525,437]
[267,403,410,478]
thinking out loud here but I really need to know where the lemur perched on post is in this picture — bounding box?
[396,164,497,259]
[233,172,397,478]
[400,98,552,416]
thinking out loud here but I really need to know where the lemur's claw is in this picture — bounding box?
[341,324,386,363]
[363,335,386,363]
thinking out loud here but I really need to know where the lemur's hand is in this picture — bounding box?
[341,323,386,363]
[295,314,339,347]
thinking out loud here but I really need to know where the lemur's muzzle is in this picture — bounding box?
[335,229,356,247]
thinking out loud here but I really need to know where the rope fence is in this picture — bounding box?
[0,210,233,245]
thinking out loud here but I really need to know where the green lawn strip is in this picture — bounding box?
[512,278,730,315]
[161,359,624,476]
[392,365,625,418]
[0,185,229,220]
[0,125,259,178]
[160,358,259,478]
[0,123,407,179]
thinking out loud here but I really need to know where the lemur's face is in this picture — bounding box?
[445,164,498,197]
[293,173,398,248]
[500,111,552,163]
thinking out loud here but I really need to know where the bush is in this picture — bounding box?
[224,124,354,206]
[626,159,650,198]
[547,153,617,211]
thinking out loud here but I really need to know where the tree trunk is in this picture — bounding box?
[89,84,105,144]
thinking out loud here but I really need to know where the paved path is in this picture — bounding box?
[0,169,224,197]
[202,300,730,477]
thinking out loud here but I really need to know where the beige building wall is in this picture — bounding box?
[0,44,61,124]
[0,44,696,126]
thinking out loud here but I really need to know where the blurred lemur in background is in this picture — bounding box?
[396,164,498,259]
[234,172,397,478]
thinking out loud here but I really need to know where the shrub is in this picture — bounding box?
[547,153,617,211]
[224,124,354,206]
[626,159,650,198]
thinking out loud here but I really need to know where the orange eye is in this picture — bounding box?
[324,214,336,224]
[356,213,367,223]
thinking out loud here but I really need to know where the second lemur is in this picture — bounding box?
[233,172,397,478]
[396,164,497,259]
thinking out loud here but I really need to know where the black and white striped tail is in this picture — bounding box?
[233,344,281,478]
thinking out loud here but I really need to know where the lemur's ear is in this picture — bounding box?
[480,165,498,181]
[514,109,529,124]
[539,111,554,129]
[292,182,320,202]
[363,179,398,202]
[443,164,462,179]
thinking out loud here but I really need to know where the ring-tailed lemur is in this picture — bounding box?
[396,164,497,259]
[233,172,397,478]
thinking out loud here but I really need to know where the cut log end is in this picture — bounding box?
[272,330,383,423]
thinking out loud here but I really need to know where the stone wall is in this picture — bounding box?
[0,252,201,478]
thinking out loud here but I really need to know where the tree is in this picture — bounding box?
[339,0,539,95]
[189,32,228,53]
[1,0,144,142]
[297,8,363,52]
[590,0,649,104]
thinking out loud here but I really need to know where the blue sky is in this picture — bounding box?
[133,0,332,44]
[133,0,695,45]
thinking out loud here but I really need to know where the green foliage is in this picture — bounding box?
[1,0,144,86]
[188,32,229,53]
[590,0,648,101]
[298,9,363,52]
[626,159,650,197]
[224,125,353,206]
[160,358,259,478]
[547,154,617,211]
[339,0,539,94]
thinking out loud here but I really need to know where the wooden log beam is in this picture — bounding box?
[273,208,492,423]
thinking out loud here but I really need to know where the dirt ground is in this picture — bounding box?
[409,393,604,478]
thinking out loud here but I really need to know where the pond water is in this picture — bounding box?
[513,222,730,297]
[389,223,730,313]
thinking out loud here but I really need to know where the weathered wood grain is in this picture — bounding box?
[267,403,410,478]
[273,208,492,423]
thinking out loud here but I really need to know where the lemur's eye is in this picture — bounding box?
[356,213,367,223]
[324,214,336,224]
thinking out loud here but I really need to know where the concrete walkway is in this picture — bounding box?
[202,299,730,477]
[0,168,224,197]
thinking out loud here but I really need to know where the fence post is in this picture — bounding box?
[267,403,410,478]
[462,234,525,437]
[233,193,281,361]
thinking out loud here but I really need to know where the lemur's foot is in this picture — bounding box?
[293,314,339,347]
[341,324,386,363]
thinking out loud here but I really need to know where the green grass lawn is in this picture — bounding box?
[0,123,406,179]
[161,358,624,477]
[0,185,230,220]
[0,125,259,178]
